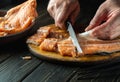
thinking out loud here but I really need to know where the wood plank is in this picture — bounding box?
[42,65,78,82]
[115,76,120,82]
[22,62,60,82]
[22,62,78,82]
[69,70,98,82]
[92,64,120,82]
[0,52,11,63]
[69,62,120,82]
[0,51,41,82]
[0,41,23,64]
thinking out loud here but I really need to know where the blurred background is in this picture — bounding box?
[0,0,105,32]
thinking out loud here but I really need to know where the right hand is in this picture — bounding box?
[47,0,80,29]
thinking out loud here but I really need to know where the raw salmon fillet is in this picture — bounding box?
[27,24,120,57]
[40,38,58,52]
[78,31,120,55]
[0,0,38,36]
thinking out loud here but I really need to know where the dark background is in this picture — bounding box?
[0,0,105,32]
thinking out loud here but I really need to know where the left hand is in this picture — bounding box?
[85,0,120,40]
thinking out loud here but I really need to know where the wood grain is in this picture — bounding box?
[23,62,78,82]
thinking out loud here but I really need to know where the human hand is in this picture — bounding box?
[47,0,80,29]
[85,0,120,40]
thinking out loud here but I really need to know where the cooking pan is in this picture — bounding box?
[0,10,34,45]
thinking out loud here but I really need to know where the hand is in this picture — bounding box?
[47,0,80,29]
[85,0,120,40]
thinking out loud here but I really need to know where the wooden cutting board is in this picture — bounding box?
[28,44,120,64]
[27,13,120,64]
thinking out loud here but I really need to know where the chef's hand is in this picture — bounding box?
[47,0,80,29]
[86,0,120,40]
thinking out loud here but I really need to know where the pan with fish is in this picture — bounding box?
[0,0,38,44]
[27,24,120,63]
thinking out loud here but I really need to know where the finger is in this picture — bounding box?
[55,10,67,29]
[47,7,55,19]
[70,4,80,25]
[91,14,117,39]
[110,25,120,39]
[109,14,120,39]
[85,5,108,31]
[55,3,75,29]
[47,5,55,19]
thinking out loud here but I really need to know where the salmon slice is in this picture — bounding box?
[26,34,45,46]
[57,38,77,57]
[48,27,69,39]
[39,38,58,52]
[27,25,53,45]
[0,0,38,35]
[37,26,52,36]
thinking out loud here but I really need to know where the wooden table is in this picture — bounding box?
[1,1,120,82]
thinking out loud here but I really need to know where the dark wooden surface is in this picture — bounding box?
[1,0,120,82]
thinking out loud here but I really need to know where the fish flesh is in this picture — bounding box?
[78,31,120,55]
[0,0,38,36]
[27,24,69,45]
[27,24,120,57]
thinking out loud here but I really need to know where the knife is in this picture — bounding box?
[67,21,83,54]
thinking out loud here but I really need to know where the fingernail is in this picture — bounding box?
[85,26,90,31]
[85,24,93,31]
[85,28,88,31]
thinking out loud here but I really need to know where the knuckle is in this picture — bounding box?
[109,32,114,40]
[47,7,50,12]
[63,1,69,8]
[98,2,105,10]
[114,9,120,16]
[47,5,50,11]
[107,35,112,40]
[47,6,53,12]
[54,3,59,9]
[56,19,64,27]
[56,19,61,24]
[103,31,112,40]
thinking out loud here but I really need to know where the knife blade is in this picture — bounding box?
[67,21,83,54]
